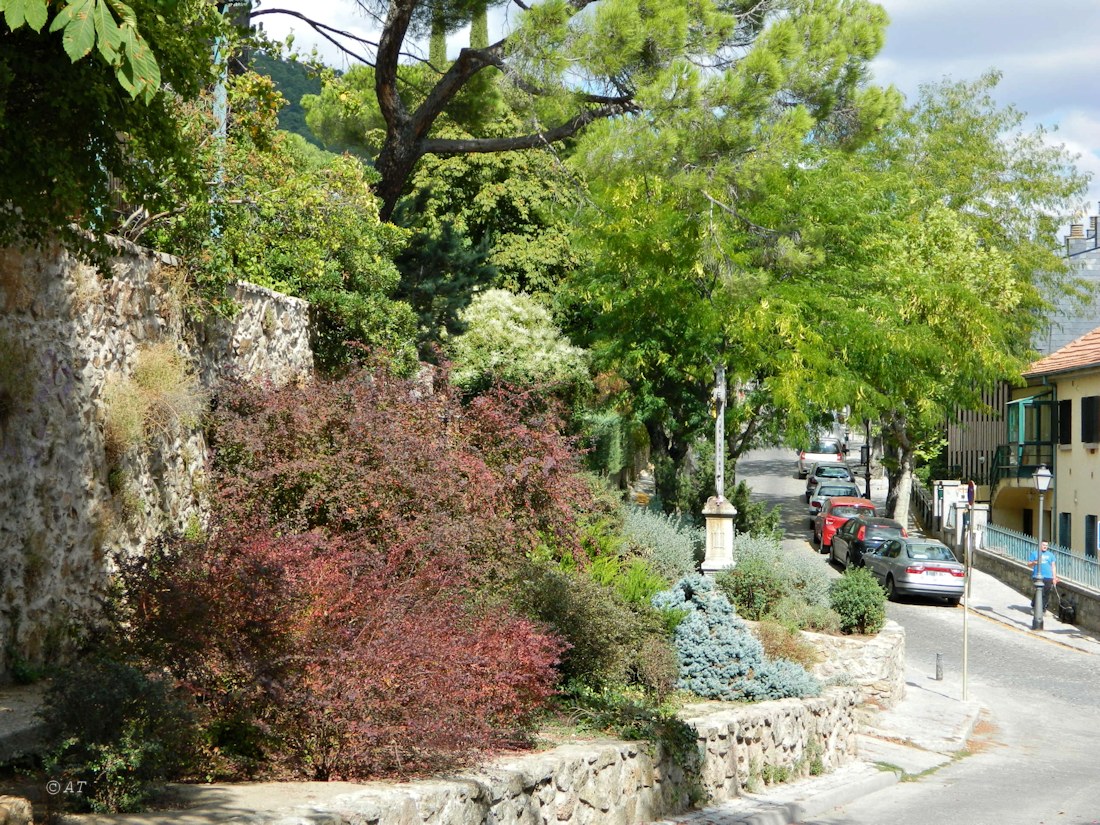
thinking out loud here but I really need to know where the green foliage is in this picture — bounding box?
[518,560,675,692]
[447,289,590,396]
[39,657,198,813]
[717,534,833,622]
[767,596,843,635]
[829,567,887,635]
[729,480,783,539]
[0,0,224,257]
[716,556,786,622]
[251,51,323,145]
[2,0,163,102]
[143,72,417,369]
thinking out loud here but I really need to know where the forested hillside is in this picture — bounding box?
[251,52,323,147]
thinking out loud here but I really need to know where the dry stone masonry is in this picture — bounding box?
[0,239,311,674]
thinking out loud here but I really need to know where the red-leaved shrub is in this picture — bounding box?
[116,357,592,778]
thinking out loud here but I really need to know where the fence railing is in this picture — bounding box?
[911,478,934,532]
[983,523,1100,592]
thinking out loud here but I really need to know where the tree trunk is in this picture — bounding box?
[883,417,915,527]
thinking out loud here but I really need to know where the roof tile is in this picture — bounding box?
[1026,325,1100,377]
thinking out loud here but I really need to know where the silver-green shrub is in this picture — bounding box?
[730,534,832,608]
[621,505,701,580]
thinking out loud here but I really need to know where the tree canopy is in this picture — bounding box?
[0,0,224,256]
[256,0,897,219]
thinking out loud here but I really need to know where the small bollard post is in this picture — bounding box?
[935,653,944,681]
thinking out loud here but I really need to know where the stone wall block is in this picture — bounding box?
[0,241,313,672]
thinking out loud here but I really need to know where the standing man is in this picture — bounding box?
[1028,541,1058,614]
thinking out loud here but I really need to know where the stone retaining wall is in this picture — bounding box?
[0,240,312,674]
[809,619,907,708]
[234,687,862,825]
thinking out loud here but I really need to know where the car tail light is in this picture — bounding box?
[902,528,909,537]
[857,525,866,540]
[800,450,806,460]
[906,564,965,577]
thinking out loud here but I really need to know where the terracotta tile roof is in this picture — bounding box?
[1026,325,1100,377]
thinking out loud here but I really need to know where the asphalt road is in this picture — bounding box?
[737,446,1100,825]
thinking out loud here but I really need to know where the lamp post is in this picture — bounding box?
[1032,464,1053,631]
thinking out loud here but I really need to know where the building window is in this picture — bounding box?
[1058,399,1072,445]
[1087,515,1098,560]
[1082,396,1100,444]
[1059,512,1072,550]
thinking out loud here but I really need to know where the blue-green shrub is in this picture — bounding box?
[621,505,701,579]
[716,534,833,620]
[653,575,820,701]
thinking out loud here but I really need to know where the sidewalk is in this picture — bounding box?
[652,565,1100,825]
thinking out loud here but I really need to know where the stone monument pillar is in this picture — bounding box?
[701,495,737,576]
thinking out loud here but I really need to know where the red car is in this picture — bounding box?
[813,496,876,552]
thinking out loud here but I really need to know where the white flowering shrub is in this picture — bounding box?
[447,289,589,392]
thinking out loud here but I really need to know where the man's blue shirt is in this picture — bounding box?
[1029,548,1056,579]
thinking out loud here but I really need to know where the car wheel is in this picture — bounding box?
[946,597,961,607]
[885,576,898,602]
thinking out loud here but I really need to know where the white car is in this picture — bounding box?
[797,438,845,478]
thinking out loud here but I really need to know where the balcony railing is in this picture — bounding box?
[989,443,1055,492]
[983,524,1100,592]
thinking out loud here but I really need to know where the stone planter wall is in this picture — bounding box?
[227,687,862,825]
[0,240,311,674]
[809,619,907,708]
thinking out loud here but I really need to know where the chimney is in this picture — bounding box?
[1090,216,1098,240]
[1069,223,1085,238]
[1067,223,1089,255]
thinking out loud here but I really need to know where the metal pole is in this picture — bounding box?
[1032,491,1045,631]
[864,419,871,499]
[714,364,726,501]
[935,653,943,681]
[963,503,971,700]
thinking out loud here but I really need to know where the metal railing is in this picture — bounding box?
[983,523,1100,592]
[989,443,1055,492]
[911,478,934,532]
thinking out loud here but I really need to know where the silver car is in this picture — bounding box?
[863,537,965,606]
[806,481,860,527]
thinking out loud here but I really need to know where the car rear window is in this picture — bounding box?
[811,441,841,453]
[832,505,873,517]
[867,526,903,540]
[819,485,856,497]
[818,465,850,478]
[908,545,956,561]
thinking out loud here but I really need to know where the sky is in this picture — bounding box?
[257,0,1100,230]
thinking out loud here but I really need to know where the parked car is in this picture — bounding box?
[812,496,876,549]
[830,516,908,569]
[804,462,857,501]
[797,438,845,478]
[807,483,862,528]
[863,537,965,605]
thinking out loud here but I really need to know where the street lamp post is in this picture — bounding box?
[1032,464,1053,631]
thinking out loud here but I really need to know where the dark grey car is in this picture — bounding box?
[863,537,965,605]
[830,517,908,570]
